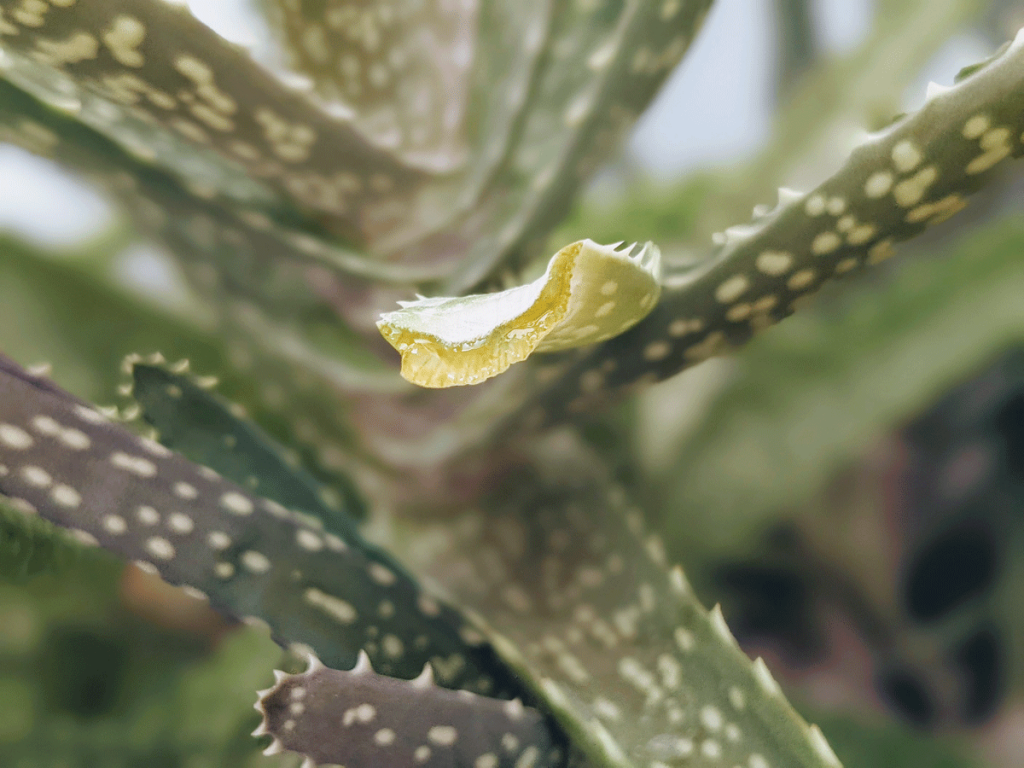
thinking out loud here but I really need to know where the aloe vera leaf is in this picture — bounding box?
[0,71,470,287]
[395,437,846,768]
[126,359,365,544]
[562,0,988,250]
[0,354,517,693]
[393,0,714,290]
[0,0,428,239]
[255,652,563,768]
[504,27,1024,431]
[377,241,660,388]
[656,216,1024,561]
[0,226,381,509]
[258,0,477,173]
[339,0,555,255]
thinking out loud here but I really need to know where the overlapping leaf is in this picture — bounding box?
[654,216,1024,562]
[0,354,518,694]
[0,0,427,240]
[394,435,845,768]
[256,652,562,768]
[502,28,1024,432]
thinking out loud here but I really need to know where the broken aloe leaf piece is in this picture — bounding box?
[377,240,661,388]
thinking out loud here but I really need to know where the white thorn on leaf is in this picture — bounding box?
[753,657,782,696]
[807,724,842,767]
[263,738,286,756]
[925,80,953,101]
[121,353,142,374]
[669,565,690,595]
[710,604,737,647]
[411,663,435,688]
[305,652,325,674]
[1011,26,1024,50]
[776,187,803,206]
[723,224,759,245]
[26,362,52,377]
[351,649,374,675]
[848,127,876,148]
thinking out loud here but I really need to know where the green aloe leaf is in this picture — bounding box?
[0,354,519,694]
[563,0,989,249]
[656,215,1024,561]
[126,358,365,539]
[0,0,425,239]
[504,27,1024,432]
[395,436,845,768]
[256,651,562,768]
[404,0,714,290]
[258,0,479,173]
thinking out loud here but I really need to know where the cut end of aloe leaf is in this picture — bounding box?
[377,240,662,388]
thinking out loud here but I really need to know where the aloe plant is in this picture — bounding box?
[0,1,1022,766]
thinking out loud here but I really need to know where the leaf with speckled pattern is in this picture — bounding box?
[657,217,1024,563]
[0,0,426,239]
[0,217,372,502]
[260,0,477,173]
[257,652,563,768]
[395,435,844,768]
[561,0,988,250]
[0,354,521,696]
[394,0,714,289]
[127,359,365,540]
[502,28,1024,431]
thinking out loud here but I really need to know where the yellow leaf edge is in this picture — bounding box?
[377,240,662,388]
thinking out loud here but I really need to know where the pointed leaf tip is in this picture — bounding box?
[378,239,662,387]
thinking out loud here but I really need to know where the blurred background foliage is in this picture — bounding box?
[2,0,1024,766]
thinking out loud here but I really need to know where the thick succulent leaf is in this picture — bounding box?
[0,224,380,511]
[0,354,515,693]
[0,75,456,290]
[127,358,364,540]
[260,0,477,172]
[655,216,1024,561]
[256,652,562,768]
[503,27,1024,430]
[0,0,427,238]
[363,0,555,256]
[567,0,990,249]
[394,0,713,289]
[396,436,844,768]
[378,240,660,387]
